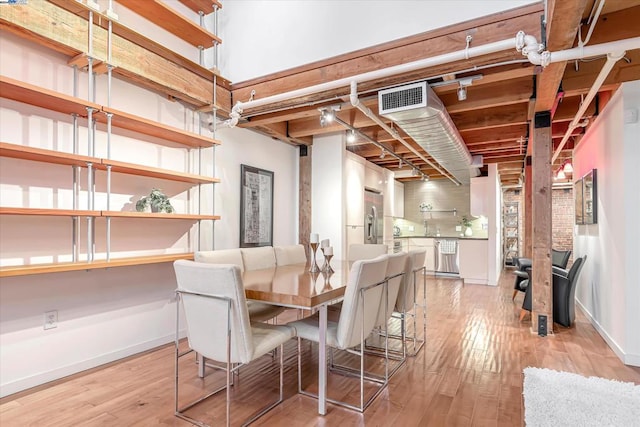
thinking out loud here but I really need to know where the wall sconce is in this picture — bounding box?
[563,161,573,173]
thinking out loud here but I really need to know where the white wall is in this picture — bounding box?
[0,28,299,396]
[573,80,640,366]
[214,0,538,82]
[311,133,346,261]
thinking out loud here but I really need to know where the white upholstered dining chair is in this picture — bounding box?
[274,244,307,266]
[173,260,295,427]
[347,243,388,261]
[240,246,277,271]
[195,248,285,323]
[393,248,427,356]
[288,254,389,412]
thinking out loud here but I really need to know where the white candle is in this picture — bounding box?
[310,233,319,243]
[320,239,330,248]
[324,246,333,256]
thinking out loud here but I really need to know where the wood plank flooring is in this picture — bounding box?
[2,269,639,426]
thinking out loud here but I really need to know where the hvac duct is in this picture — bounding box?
[378,82,479,184]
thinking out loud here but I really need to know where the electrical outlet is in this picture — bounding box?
[538,314,547,336]
[408,226,415,232]
[455,225,462,232]
[44,310,58,330]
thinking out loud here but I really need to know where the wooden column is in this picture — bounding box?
[531,111,553,334]
[299,145,312,258]
[524,155,533,258]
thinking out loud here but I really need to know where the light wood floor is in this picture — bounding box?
[2,269,639,426]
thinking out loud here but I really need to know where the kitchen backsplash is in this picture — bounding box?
[394,179,488,238]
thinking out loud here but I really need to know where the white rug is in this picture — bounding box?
[523,367,640,427]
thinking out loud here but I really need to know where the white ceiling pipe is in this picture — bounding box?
[525,36,640,66]
[349,81,460,185]
[551,51,625,164]
[221,34,531,127]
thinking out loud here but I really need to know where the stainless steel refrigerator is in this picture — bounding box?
[364,189,383,244]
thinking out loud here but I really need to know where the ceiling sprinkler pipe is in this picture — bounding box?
[221,35,522,127]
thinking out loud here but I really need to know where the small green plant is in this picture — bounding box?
[135,188,174,213]
[460,215,473,228]
[419,202,432,212]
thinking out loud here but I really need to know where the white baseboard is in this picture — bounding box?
[0,329,187,398]
[575,299,640,367]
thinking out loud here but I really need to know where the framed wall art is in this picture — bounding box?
[583,169,597,225]
[240,164,274,247]
[574,177,584,225]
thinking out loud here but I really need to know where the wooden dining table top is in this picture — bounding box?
[242,261,352,309]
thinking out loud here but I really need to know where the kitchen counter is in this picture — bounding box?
[393,235,488,240]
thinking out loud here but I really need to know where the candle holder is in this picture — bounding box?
[309,242,320,273]
[323,252,334,274]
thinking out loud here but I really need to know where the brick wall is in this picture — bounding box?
[502,187,573,262]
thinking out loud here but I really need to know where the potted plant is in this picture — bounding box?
[461,215,473,236]
[419,202,432,212]
[135,188,174,213]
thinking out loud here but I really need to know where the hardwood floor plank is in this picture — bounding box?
[2,270,639,426]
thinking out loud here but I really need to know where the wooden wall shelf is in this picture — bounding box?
[100,106,220,149]
[0,142,220,184]
[117,0,221,48]
[0,76,100,117]
[0,253,195,278]
[179,0,222,15]
[0,207,101,217]
[103,211,220,220]
[0,77,221,149]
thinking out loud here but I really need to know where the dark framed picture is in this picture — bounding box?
[583,169,597,225]
[240,164,274,247]
[574,177,584,225]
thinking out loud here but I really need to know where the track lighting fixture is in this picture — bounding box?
[411,168,419,176]
[346,129,356,143]
[456,77,474,101]
[379,149,386,159]
[319,106,339,127]
[398,159,403,168]
[457,85,467,101]
[421,174,429,181]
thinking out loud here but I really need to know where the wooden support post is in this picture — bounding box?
[299,145,312,258]
[524,155,533,258]
[531,111,553,334]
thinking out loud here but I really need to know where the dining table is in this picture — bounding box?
[242,260,352,416]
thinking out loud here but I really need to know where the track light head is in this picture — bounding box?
[346,129,356,143]
[379,149,386,159]
[457,85,467,101]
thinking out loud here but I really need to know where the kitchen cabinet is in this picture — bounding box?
[344,154,365,226]
[393,180,405,218]
[470,176,488,217]
[408,238,435,272]
[459,239,489,284]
